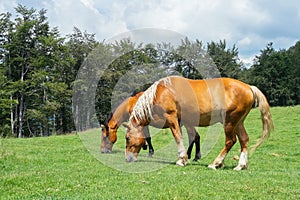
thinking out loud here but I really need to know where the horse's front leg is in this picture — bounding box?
[168,117,188,166]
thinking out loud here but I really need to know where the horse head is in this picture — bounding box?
[100,123,117,153]
[123,122,146,162]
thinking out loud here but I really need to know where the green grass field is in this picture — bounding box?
[1,106,300,199]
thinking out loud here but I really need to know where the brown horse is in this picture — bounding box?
[101,92,153,155]
[101,91,201,161]
[124,76,274,170]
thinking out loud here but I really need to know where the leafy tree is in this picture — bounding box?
[0,5,75,137]
[66,27,98,80]
[248,43,296,106]
[287,41,300,105]
[207,40,242,78]
[0,68,17,137]
[94,40,160,124]
[176,38,215,79]
[56,27,98,133]
[73,42,114,131]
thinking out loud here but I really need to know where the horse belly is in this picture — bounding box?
[181,109,223,127]
[199,110,223,126]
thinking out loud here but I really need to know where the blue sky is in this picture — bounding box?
[1,0,300,65]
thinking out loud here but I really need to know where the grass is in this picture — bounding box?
[1,106,300,199]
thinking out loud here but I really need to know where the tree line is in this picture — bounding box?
[0,5,299,137]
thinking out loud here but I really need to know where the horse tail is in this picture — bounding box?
[250,86,274,154]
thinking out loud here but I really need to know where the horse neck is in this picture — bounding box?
[109,98,131,128]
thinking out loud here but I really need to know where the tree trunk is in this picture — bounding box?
[74,104,79,131]
[86,108,90,130]
[18,93,24,138]
[18,64,27,138]
[10,95,15,136]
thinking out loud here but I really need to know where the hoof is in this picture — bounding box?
[148,149,154,157]
[176,158,188,166]
[193,154,201,162]
[208,162,225,170]
[148,153,154,158]
[233,164,248,171]
[208,164,217,170]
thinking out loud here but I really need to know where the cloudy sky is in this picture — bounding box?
[1,0,299,65]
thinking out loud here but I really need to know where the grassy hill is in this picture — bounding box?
[1,106,300,199]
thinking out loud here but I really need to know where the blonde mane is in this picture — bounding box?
[130,77,172,122]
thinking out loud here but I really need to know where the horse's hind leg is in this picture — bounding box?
[208,122,237,170]
[143,126,154,157]
[186,139,194,159]
[233,123,249,171]
[186,127,201,161]
[194,133,201,161]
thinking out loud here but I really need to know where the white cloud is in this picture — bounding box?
[0,0,17,14]
[40,0,129,40]
[1,0,299,65]
[237,37,252,46]
[80,0,100,15]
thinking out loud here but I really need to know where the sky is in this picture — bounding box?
[1,0,300,66]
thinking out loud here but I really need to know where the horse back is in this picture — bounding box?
[157,76,254,126]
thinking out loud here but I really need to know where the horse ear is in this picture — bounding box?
[122,123,131,130]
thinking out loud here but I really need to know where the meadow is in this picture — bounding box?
[1,106,299,199]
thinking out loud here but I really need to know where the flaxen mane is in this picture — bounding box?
[130,77,172,122]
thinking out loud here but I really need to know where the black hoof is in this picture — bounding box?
[148,149,154,157]
[193,154,201,162]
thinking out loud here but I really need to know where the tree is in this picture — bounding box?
[0,68,17,137]
[287,41,300,105]
[54,27,99,133]
[0,5,75,137]
[94,40,161,124]
[207,40,242,78]
[176,37,216,79]
[248,43,296,106]
[73,41,115,131]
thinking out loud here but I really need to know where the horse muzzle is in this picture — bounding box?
[126,152,137,162]
[101,147,112,153]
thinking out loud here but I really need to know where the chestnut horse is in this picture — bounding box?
[124,76,274,170]
[101,91,201,161]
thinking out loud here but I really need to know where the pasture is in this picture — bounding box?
[1,106,300,199]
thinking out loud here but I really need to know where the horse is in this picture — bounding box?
[101,91,201,161]
[101,92,154,156]
[123,76,274,170]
